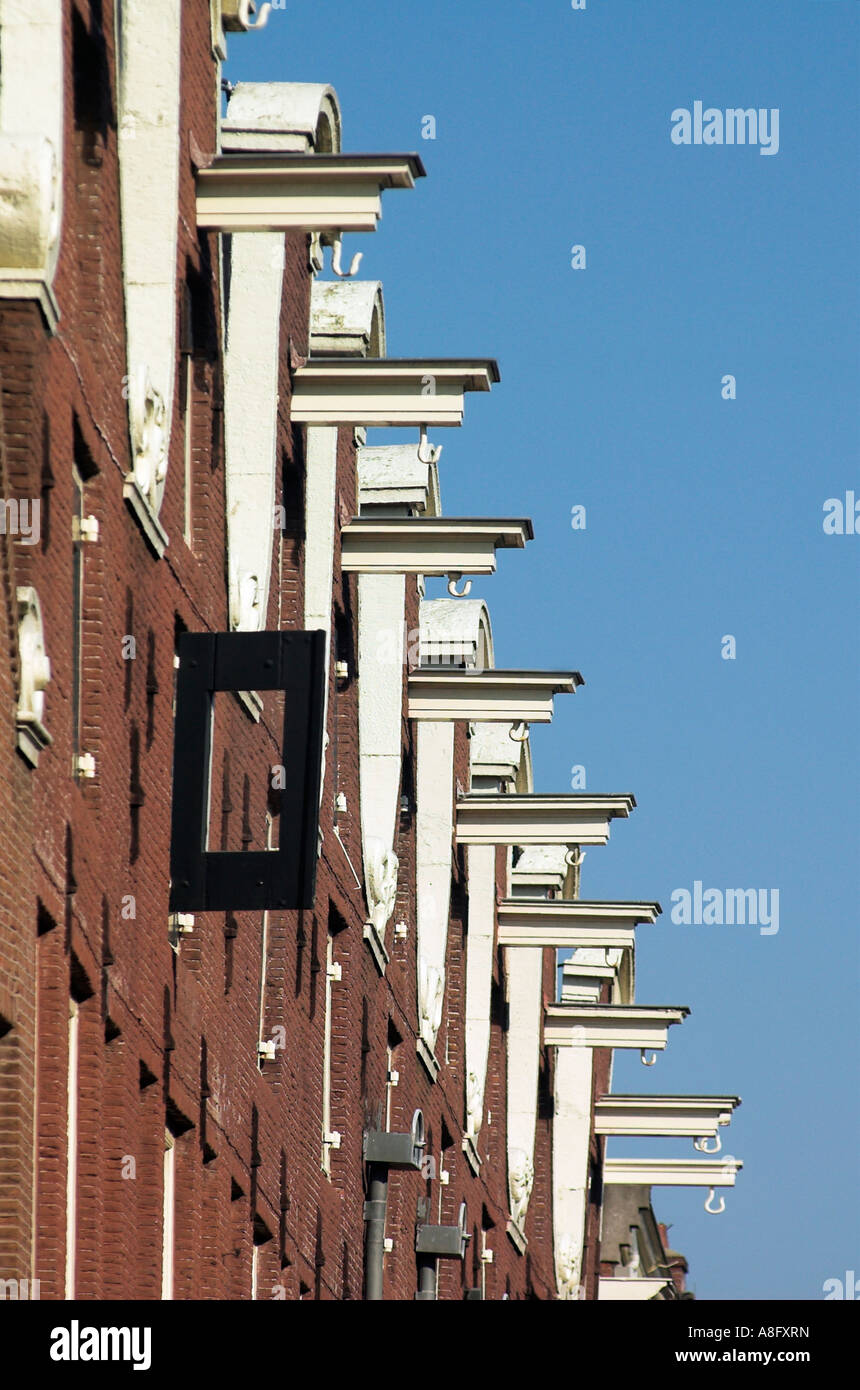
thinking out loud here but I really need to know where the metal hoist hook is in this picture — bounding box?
[640,1050,658,1067]
[704,1188,726,1216]
[329,235,363,279]
[237,0,271,30]
[446,574,472,598]
[509,722,529,743]
[694,1134,722,1155]
[417,425,442,465]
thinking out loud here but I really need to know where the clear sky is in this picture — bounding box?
[226,0,860,1300]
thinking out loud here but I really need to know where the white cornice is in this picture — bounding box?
[499,914,631,951]
[498,899,659,948]
[410,672,580,725]
[544,1003,688,1051]
[594,1095,741,1139]
[341,517,532,575]
[602,1157,742,1188]
[196,154,425,232]
[290,358,499,427]
[455,793,634,846]
[598,1278,672,1302]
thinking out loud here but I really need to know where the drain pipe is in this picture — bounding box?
[415,1252,437,1301]
[414,1200,470,1301]
[364,1164,389,1301]
[363,1110,425,1301]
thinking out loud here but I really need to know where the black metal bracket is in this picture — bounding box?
[169,630,326,912]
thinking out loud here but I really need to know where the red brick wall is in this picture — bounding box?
[0,0,570,1302]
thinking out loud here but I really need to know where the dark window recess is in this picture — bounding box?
[129,721,145,864]
[145,629,158,748]
[169,630,326,912]
[40,415,54,553]
[72,4,113,161]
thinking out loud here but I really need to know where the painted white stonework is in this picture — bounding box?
[220,82,345,630]
[224,233,284,628]
[469,722,531,793]
[415,719,455,1057]
[358,445,440,516]
[463,843,495,1142]
[15,586,52,766]
[304,424,338,810]
[552,1044,593,1299]
[357,571,406,956]
[418,599,493,670]
[355,448,441,969]
[503,756,544,1232]
[562,944,634,1006]
[310,281,385,357]
[463,714,530,1149]
[306,285,385,813]
[511,845,574,899]
[303,428,339,638]
[505,946,543,1236]
[415,601,496,1067]
[0,0,64,326]
[221,83,341,155]
[509,852,592,1292]
[116,0,181,536]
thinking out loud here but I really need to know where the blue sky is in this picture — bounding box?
[227,0,860,1299]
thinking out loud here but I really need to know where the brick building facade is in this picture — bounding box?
[0,1,740,1301]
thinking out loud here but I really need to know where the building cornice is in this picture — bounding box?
[498,899,659,948]
[544,1003,688,1051]
[196,153,425,232]
[594,1094,741,1140]
[409,673,580,726]
[598,1277,673,1301]
[340,517,532,575]
[455,793,634,845]
[498,899,658,949]
[602,1157,742,1188]
[290,358,499,427]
